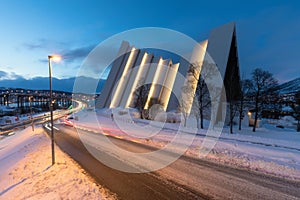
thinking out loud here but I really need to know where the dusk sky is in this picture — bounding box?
[0,0,299,83]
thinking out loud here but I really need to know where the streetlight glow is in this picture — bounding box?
[48,55,62,62]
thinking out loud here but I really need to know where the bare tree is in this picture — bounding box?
[247,68,278,132]
[147,97,164,120]
[229,100,239,133]
[178,61,203,127]
[225,71,240,134]
[292,92,300,132]
[188,61,218,129]
[132,78,150,119]
[179,83,195,127]
[238,79,252,130]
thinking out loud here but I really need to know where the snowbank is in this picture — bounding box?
[0,126,115,200]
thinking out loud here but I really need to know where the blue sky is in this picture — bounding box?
[0,0,299,82]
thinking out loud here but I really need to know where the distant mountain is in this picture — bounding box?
[2,75,298,95]
[276,77,300,95]
[0,76,105,93]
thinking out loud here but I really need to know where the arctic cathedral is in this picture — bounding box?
[97,22,241,116]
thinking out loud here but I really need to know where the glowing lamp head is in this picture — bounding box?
[247,111,251,116]
[48,55,62,62]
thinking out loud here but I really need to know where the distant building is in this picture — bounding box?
[97,22,241,119]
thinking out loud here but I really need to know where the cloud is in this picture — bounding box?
[23,40,47,50]
[0,70,8,79]
[10,72,24,80]
[38,58,48,63]
[25,39,114,68]
[23,39,51,50]
[36,44,96,64]
[61,45,95,63]
[23,39,68,51]
[0,70,24,80]
[76,44,119,78]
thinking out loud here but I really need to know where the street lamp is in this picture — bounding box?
[247,111,251,118]
[29,96,34,131]
[48,55,61,165]
[247,111,252,127]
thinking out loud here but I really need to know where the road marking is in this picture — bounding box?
[45,124,51,131]
[45,123,60,131]
[8,132,15,136]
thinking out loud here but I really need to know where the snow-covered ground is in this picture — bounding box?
[0,111,54,127]
[1,107,298,199]
[73,108,300,180]
[0,126,115,200]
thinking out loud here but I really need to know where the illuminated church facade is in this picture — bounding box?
[97,22,241,116]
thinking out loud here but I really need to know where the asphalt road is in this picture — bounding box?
[52,125,300,200]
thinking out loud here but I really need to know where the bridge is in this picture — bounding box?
[0,88,72,115]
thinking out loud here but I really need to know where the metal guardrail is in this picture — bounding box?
[0,100,84,135]
[0,115,45,132]
[0,111,69,135]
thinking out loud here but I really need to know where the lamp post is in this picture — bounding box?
[29,96,33,117]
[48,55,61,165]
[247,111,252,127]
[3,95,6,106]
[29,96,34,131]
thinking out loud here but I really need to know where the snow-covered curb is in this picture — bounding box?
[0,126,115,200]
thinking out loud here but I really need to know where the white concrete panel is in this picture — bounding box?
[151,59,171,102]
[97,41,130,108]
[206,22,235,79]
[144,57,161,109]
[118,49,141,107]
[128,53,154,108]
[110,47,139,108]
[160,63,180,110]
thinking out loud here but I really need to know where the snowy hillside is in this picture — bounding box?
[276,77,300,95]
[0,76,105,93]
